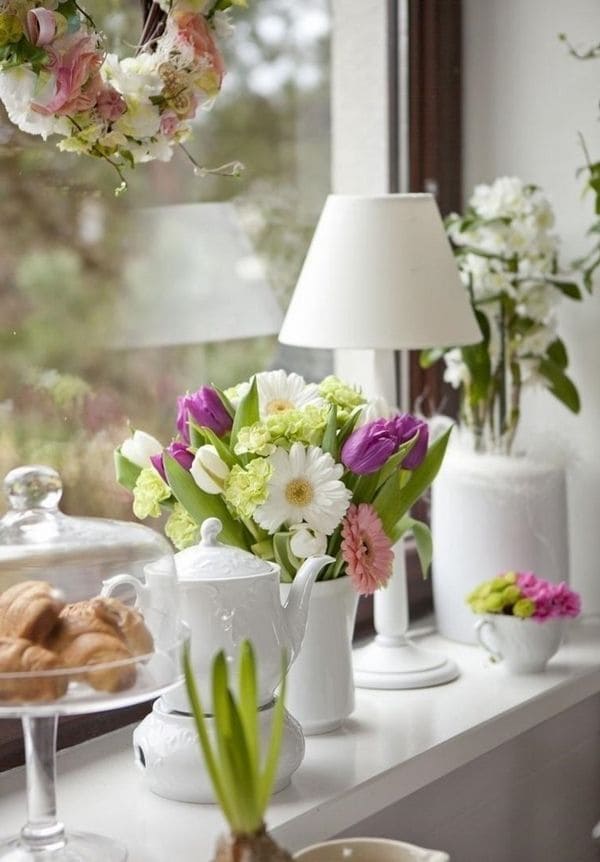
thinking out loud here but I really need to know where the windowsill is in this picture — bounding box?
[1,621,599,860]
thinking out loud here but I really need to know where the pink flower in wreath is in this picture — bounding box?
[96,86,126,122]
[160,110,180,137]
[341,503,394,595]
[32,33,104,117]
[174,12,225,82]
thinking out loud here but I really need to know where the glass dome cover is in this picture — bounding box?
[0,465,183,716]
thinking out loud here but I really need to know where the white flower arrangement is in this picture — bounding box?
[422,177,582,454]
[0,0,245,191]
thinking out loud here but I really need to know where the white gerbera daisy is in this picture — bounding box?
[255,443,351,535]
[256,370,324,419]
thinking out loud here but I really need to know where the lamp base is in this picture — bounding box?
[353,635,459,690]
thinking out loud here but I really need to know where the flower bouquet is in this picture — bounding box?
[467,571,581,621]
[115,370,451,595]
[421,176,581,455]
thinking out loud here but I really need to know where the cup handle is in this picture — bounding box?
[475,618,503,662]
[101,573,149,607]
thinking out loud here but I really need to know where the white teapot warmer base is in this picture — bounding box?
[133,696,305,803]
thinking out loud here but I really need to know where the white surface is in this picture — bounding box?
[463,0,600,612]
[432,452,569,643]
[1,623,600,861]
[279,194,480,351]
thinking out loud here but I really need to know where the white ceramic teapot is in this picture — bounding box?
[164,517,332,712]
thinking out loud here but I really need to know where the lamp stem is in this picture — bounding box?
[374,541,409,645]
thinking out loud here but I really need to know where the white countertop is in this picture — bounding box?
[1,622,600,860]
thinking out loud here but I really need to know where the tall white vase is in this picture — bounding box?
[432,450,569,644]
[281,577,358,735]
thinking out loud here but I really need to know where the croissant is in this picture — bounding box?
[57,632,136,693]
[46,600,125,655]
[90,597,154,657]
[0,637,68,703]
[0,581,65,644]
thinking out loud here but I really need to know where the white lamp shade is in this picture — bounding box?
[112,203,283,349]
[279,194,481,350]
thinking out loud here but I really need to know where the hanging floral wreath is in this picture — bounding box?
[0,0,244,191]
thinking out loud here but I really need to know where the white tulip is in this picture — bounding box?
[121,430,163,469]
[191,445,230,495]
[289,525,328,559]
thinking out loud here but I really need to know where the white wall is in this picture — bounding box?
[463,0,600,612]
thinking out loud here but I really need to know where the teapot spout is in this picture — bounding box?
[283,555,334,661]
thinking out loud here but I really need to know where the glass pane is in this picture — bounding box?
[0,0,332,519]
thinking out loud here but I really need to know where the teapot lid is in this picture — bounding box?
[174,518,274,581]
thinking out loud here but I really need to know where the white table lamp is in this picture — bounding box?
[279,193,481,690]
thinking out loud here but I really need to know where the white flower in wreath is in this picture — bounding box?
[103,54,163,99]
[115,98,161,140]
[128,135,176,164]
[0,67,68,140]
[254,443,351,535]
[256,370,324,419]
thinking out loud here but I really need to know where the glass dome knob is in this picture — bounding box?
[4,465,63,511]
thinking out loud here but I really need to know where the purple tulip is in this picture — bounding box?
[176,386,232,443]
[151,441,194,481]
[341,414,429,475]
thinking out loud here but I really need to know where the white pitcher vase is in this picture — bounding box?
[281,576,359,735]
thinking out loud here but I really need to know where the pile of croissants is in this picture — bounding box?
[0,580,153,703]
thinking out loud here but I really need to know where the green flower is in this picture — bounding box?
[502,585,521,607]
[224,458,272,519]
[482,592,504,613]
[265,405,329,446]
[319,376,365,417]
[165,504,199,550]
[234,423,274,457]
[513,598,535,618]
[132,468,170,519]
[0,13,22,47]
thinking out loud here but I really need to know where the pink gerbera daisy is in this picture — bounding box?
[341,503,394,595]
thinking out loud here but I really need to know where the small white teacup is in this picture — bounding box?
[475,614,564,674]
[294,838,450,861]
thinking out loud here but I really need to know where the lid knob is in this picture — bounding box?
[4,465,63,512]
[200,518,223,547]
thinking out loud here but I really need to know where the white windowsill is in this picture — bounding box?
[1,621,599,861]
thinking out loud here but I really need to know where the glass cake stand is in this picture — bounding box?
[0,466,187,861]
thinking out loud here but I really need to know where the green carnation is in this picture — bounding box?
[265,405,329,447]
[165,504,199,550]
[132,468,170,520]
[513,598,535,618]
[224,458,272,519]
[234,423,274,457]
[319,376,365,416]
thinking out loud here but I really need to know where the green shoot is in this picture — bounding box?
[183,641,287,836]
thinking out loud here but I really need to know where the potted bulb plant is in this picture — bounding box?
[421,177,582,642]
[184,640,293,862]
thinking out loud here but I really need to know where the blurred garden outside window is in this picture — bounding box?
[0,0,332,522]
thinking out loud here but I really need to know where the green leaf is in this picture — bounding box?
[114,450,141,492]
[259,652,287,812]
[545,278,583,300]
[393,517,433,578]
[538,358,581,413]
[546,338,569,370]
[230,376,259,447]
[338,407,362,450]
[460,310,491,405]
[213,386,235,419]
[238,643,259,782]
[183,647,234,825]
[372,471,403,535]
[164,454,247,549]
[394,426,453,515]
[321,405,338,457]
[212,654,247,831]
[195,424,238,468]
[273,532,298,582]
